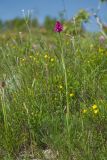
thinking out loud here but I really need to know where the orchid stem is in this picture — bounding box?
[59,33,70,133]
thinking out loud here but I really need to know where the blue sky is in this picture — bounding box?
[0,0,107,31]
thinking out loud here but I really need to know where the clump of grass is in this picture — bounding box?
[0,20,107,160]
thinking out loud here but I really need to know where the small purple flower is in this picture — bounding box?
[99,35,105,44]
[54,21,63,33]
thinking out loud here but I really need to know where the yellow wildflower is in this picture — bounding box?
[44,54,48,58]
[33,57,36,61]
[29,55,33,58]
[59,85,63,89]
[82,109,87,113]
[50,58,54,62]
[22,58,25,62]
[93,109,99,114]
[92,104,97,110]
[20,58,25,63]
[69,93,74,97]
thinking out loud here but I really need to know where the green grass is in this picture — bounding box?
[0,29,107,160]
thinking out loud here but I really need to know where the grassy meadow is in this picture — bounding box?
[0,19,107,160]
